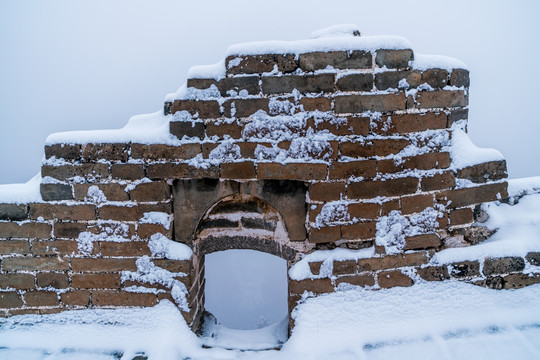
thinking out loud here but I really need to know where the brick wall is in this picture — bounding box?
[2,34,532,331]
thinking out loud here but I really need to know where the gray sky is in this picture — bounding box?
[1,0,539,184]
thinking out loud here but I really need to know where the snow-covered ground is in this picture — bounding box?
[1,177,540,359]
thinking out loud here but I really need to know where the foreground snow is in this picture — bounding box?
[1,281,540,360]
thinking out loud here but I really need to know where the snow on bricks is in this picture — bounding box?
[2,26,535,335]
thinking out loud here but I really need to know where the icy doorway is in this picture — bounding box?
[201,249,289,349]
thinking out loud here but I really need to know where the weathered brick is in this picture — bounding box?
[0,274,35,289]
[138,223,171,239]
[381,199,400,215]
[421,68,449,88]
[375,49,413,68]
[224,98,270,118]
[417,266,450,281]
[206,121,243,139]
[348,177,418,199]
[0,204,27,221]
[97,204,139,221]
[164,101,172,115]
[335,93,406,113]
[40,183,74,201]
[358,252,429,271]
[127,181,171,202]
[378,153,451,173]
[483,257,525,276]
[72,273,121,289]
[298,97,332,112]
[220,162,256,179]
[226,54,297,75]
[436,182,508,208]
[0,240,30,254]
[329,160,377,179]
[100,241,151,257]
[503,273,540,289]
[309,182,346,201]
[0,292,23,308]
[171,100,221,118]
[416,90,467,109]
[257,163,327,181]
[74,183,128,202]
[340,139,409,158]
[298,50,372,71]
[71,258,137,272]
[61,290,90,306]
[289,278,333,295]
[347,203,380,219]
[447,108,468,127]
[81,143,129,162]
[29,203,96,221]
[3,257,69,271]
[374,70,420,90]
[404,233,441,250]
[401,194,434,214]
[111,164,145,180]
[187,78,217,90]
[449,260,480,278]
[525,252,540,266]
[332,260,357,275]
[335,274,375,287]
[457,160,507,183]
[32,240,78,255]
[153,259,191,273]
[262,74,335,94]
[336,73,373,92]
[308,261,322,276]
[92,290,157,306]
[374,112,447,134]
[44,144,81,161]
[421,172,455,191]
[139,202,172,214]
[378,270,413,288]
[24,291,59,307]
[41,164,109,181]
[449,69,470,87]
[341,222,376,240]
[317,116,370,136]
[308,226,341,243]
[146,163,219,179]
[170,121,205,139]
[130,143,201,160]
[449,207,474,226]
[54,222,86,239]
[187,76,261,96]
[0,222,51,239]
[37,273,69,289]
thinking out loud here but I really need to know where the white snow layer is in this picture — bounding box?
[0,173,42,204]
[147,233,192,260]
[450,122,505,169]
[412,53,468,71]
[2,282,540,359]
[310,24,361,39]
[508,176,540,198]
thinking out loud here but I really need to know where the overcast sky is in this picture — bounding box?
[1,0,539,184]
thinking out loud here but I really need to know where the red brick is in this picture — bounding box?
[32,240,78,255]
[417,266,450,281]
[221,162,256,179]
[332,260,357,275]
[436,182,508,208]
[289,278,333,295]
[416,90,467,109]
[401,194,434,214]
[404,233,441,250]
[341,222,376,240]
[329,160,377,179]
[2,257,69,271]
[358,252,429,271]
[130,143,201,160]
[111,164,146,180]
[97,205,140,221]
[138,223,171,239]
[0,292,23,308]
[100,241,151,257]
[335,93,406,113]
[310,182,345,201]
[308,261,323,276]
[308,226,341,243]
[317,116,370,136]
[127,181,171,202]
[206,122,243,139]
[71,258,137,272]
[257,163,327,181]
[72,273,121,289]
[378,271,413,288]
[0,240,30,254]
[0,222,51,239]
[0,274,35,289]
[335,274,375,287]
[348,177,418,199]
[340,139,409,158]
[153,259,191,273]
[54,222,86,239]
[449,208,474,226]
[61,291,90,306]
[171,100,221,118]
[374,112,447,134]
[381,199,400,215]
[92,291,157,306]
[37,273,69,288]
[378,153,451,173]
[421,172,456,191]
[24,291,59,307]
[299,97,332,112]
[347,203,380,219]
[29,203,96,221]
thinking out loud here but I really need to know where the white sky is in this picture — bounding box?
[1,0,539,183]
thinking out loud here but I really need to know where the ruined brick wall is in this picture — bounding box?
[1,33,535,330]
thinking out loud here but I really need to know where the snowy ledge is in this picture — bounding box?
[0,174,42,204]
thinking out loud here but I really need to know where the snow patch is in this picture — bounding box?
[411,53,468,71]
[147,233,192,260]
[0,173,42,204]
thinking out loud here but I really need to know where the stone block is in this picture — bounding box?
[131,143,201,160]
[449,69,470,87]
[223,98,269,118]
[0,222,52,239]
[317,116,370,136]
[332,260,357,275]
[40,183,74,201]
[81,143,129,161]
[483,257,525,276]
[53,222,86,239]
[3,257,69,271]
[100,241,151,257]
[503,273,540,289]
[340,222,376,240]
[206,122,243,139]
[0,292,23,308]
[337,73,373,92]
[32,240,78,255]
[375,49,413,68]
[401,194,435,214]
[0,240,30,254]
[526,252,540,266]
[29,203,96,221]
[262,74,335,94]
[358,252,428,271]
[348,177,419,199]
[0,274,35,289]
[416,266,449,281]
[374,112,447,135]
[128,181,171,202]
[169,121,205,139]
[421,172,455,191]
[309,182,346,201]
[340,139,409,158]
[37,273,69,289]
[298,50,371,71]
[308,226,341,243]
[0,204,27,221]
[220,162,256,179]
[449,208,474,226]
[61,290,91,306]
[24,291,59,307]
[329,160,377,179]
[298,97,332,112]
[92,291,157,307]
[436,182,508,208]
[457,160,507,183]
[347,202,380,219]
[404,233,441,250]
[171,100,221,119]
[449,260,480,278]
[111,164,146,180]
[257,163,327,181]
[72,273,121,289]
[374,70,419,90]
[74,183,128,202]
[226,54,297,75]
[335,274,375,287]
[421,68,449,88]
[378,270,413,288]
[147,163,219,179]
[44,144,81,160]
[416,90,467,109]
[335,93,406,113]
[71,258,137,272]
[289,278,333,295]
